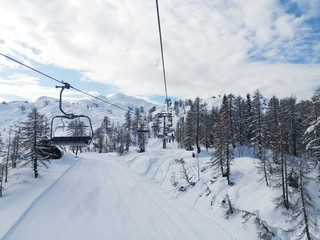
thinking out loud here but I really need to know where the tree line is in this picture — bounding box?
[174,88,320,239]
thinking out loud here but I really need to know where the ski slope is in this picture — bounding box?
[0,153,230,240]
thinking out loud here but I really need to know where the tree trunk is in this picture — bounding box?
[263,157,269,186]
[300,170,311,240]
[33,156,38,178]
[5,133,11,182]
[227,144,231,185]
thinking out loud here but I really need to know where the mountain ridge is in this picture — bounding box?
[0,93,157,139]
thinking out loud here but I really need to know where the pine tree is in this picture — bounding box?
[281,96,302,157]
[211,111,225,178]
[212,95,235,185]
[4,131,11,182]
[311,86,320,120]
[11,128,22,168]
[244,93,254,145]
[266,96,280,162]
[175,117,186,149]
[252,90,269,186]
[304,117,320,162]
[67,118,87,155]
[0,133,4,196]
[234,95,246,147]
[184,104,196,151]
[304,88,320,169]
[115,125,125,155]
[272,100,293,209]
[284,159,316,240]
[194,97,205,153]
[132,108,140,145]
[201,109,214,151]
[0,133,4,158]
[93,127,104,153]
[20,107,48,178]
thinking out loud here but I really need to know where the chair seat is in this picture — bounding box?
[48,136,92,146]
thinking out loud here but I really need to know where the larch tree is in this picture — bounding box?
[244,93,254,145]
[272,99,294,210]
[20,107,48,178]
[233,95,246,147]
[175,117,186,149]
[132,107,141,145]
[213,94,235,185]
[184,103,196,151]
[124,110,132,152]
[211,110,225,178]
[266,96,280,163]
[252,90,269,186]
[284,158,317,240]
[67,118,87,155]
[0,133,4,196]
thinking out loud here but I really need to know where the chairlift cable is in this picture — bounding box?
[155,0,169,107]
[0,53,63,85]
[0,52,129,112]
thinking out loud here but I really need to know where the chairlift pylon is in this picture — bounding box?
[48,83,94,146]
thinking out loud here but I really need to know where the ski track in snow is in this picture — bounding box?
[1,153,231,240]
[1,158,79,240]
[121,143,239,240]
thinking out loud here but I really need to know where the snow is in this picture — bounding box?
[1,114,319,240]
[0,152,230,240]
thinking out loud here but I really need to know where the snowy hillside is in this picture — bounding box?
[0,147,230,240]
[121,140,320,240]
[1,139,319,240]
[0,93,156,139]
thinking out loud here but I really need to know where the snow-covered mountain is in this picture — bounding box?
[0,93,157,139]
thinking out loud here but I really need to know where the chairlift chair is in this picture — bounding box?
[48,84,94,146]
[137,128,149,133]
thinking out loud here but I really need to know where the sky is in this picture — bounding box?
[0,0,319,104]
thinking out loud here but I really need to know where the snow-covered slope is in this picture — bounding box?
[1,139,319,239]
[0,152,230,240]
[121,139,320,240]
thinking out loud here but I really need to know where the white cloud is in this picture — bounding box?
[0,0,319,102]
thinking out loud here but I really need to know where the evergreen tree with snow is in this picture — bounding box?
[244,93,254,145]
[0,133,4,160]
[272,99,295,210]
[311,86,320,120]
[266,96,280,162]
[211,110,225,178]
[184,103,196,150]
[175,117,186,149]
[304,117,320,163]
[233,95,246,147]
[304,88,320,171]
[201,108,214,151]
[251,90,269,186]
[132,107,141,145]
[123,110,132,152]
[284,159,317,240]
[93,127,104,153]
[67,118,87,155]
[11,127,22,168]
[20,107,48,178]
[0,133,4,196]
[212,95,235,185]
